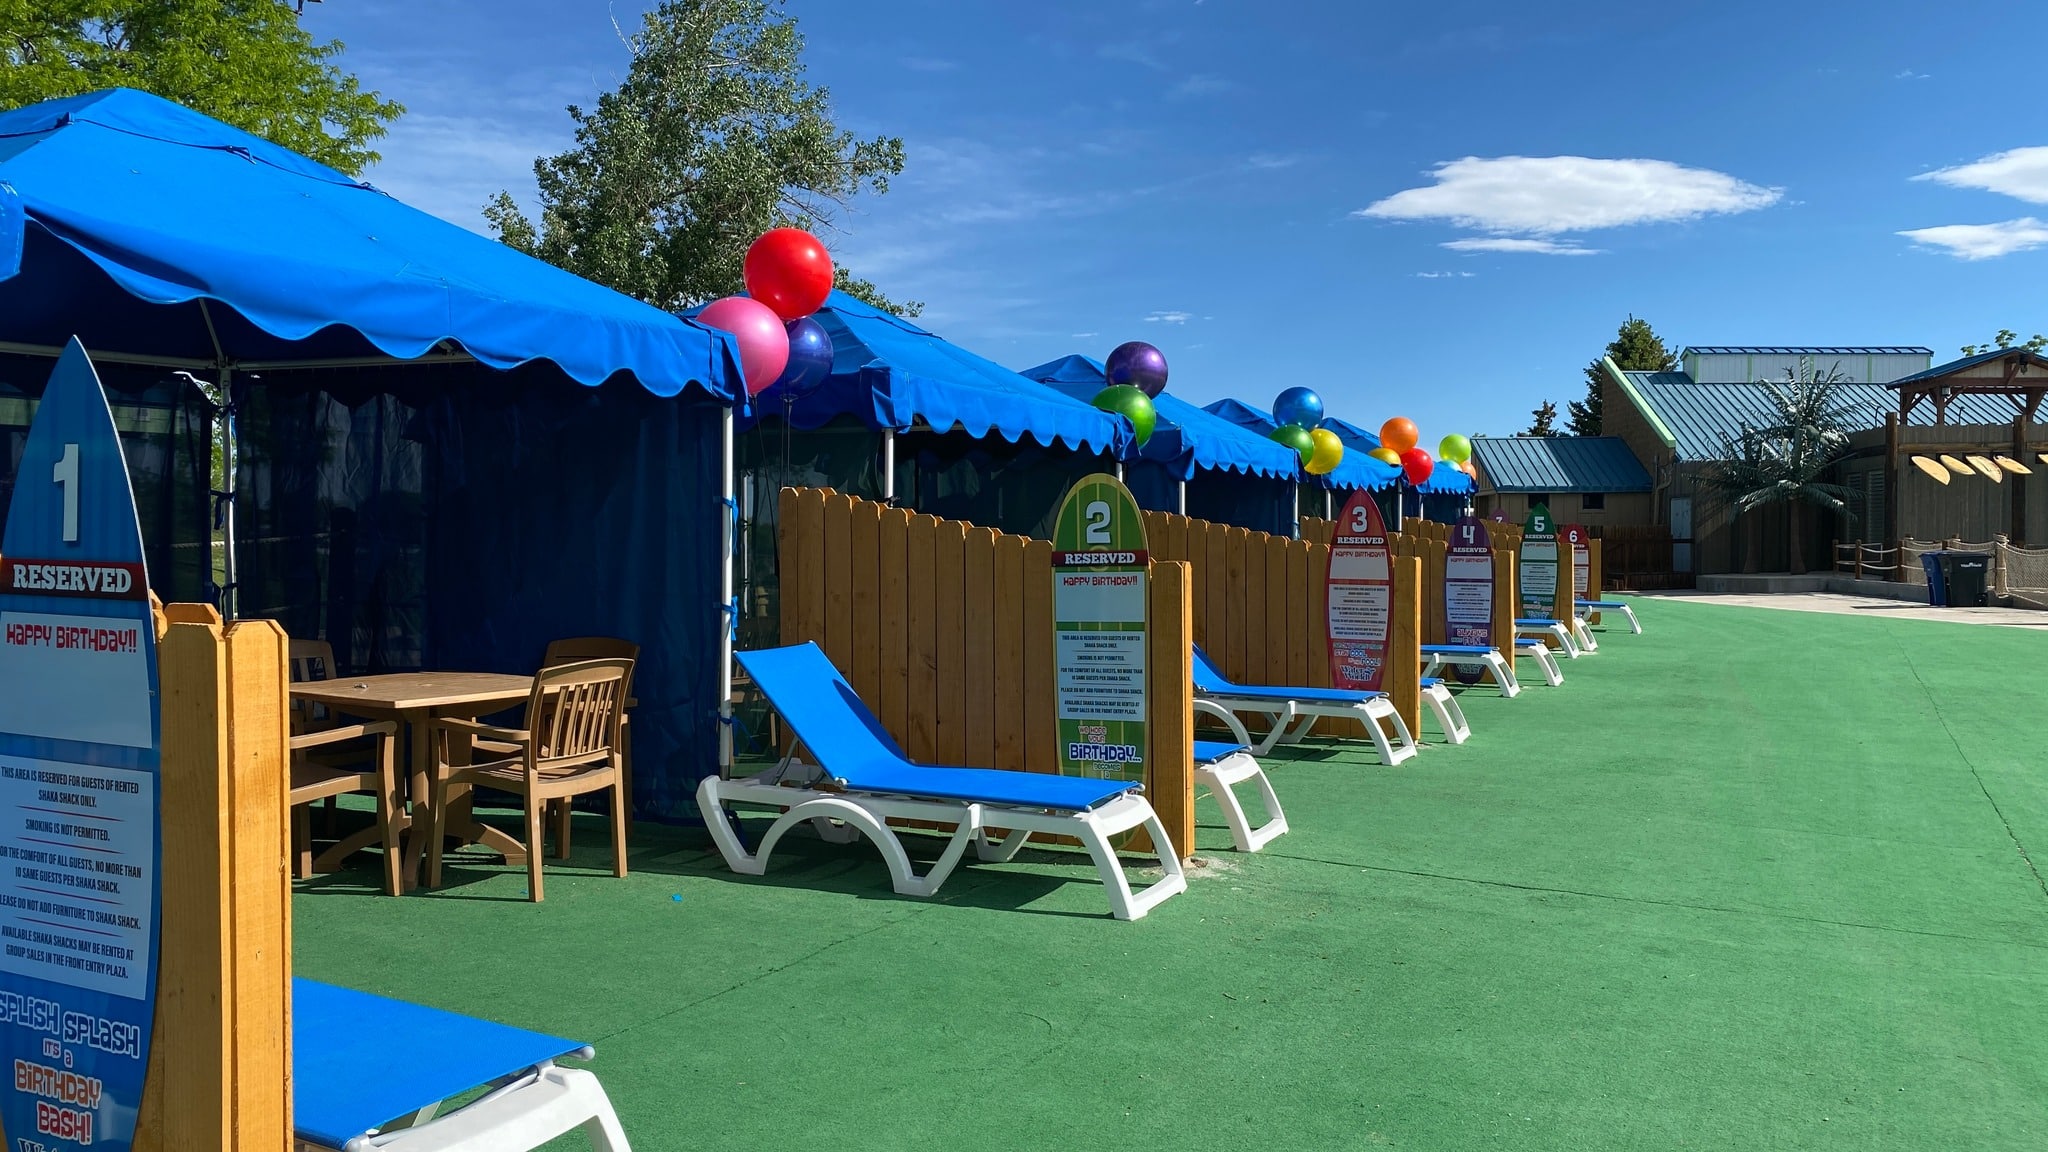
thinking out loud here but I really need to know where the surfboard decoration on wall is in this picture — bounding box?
[0,339,161,1152]
[1326,490,1393,691]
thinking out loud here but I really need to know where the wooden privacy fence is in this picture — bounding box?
[775,488,1196,858]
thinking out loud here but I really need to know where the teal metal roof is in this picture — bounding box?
[1886,347,2048,386]
[1470,436,1651,494]
[1620,370,2018,459]
[1685,346,1931,356]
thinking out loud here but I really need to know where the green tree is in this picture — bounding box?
[1570,316,1677,436]
[485,0,919,316]
[1703,362,1865,575]
[0,0,402,175]
[1525,400,1560,436]
[1959,328,2048,356]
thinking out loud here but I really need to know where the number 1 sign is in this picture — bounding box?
[0,339,160,1152]
[1326,491,1392,691]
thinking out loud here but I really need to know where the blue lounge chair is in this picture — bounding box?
[1515,617,1582,658]
[702,643,1187,920]
[1194,739,1289,852]
[1190,646,1464,761]
[1419,644,1519,697]
[295,978,626,1151]
[1576,598,1643,634]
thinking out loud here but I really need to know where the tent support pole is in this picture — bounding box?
[1177,479,1186,516]
[1324,490,1332,519]
[881,429,896,501]
[1116,462,1125,483]
[720,405,737,776]
[219,365,237,620]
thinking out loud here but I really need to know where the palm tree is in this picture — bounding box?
[1704,362,1870,575]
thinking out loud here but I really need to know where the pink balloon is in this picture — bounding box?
[698,295,790,395]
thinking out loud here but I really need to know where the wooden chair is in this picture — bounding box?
[288,638,405,895]
[425,658,633,901]
[541,637,639,855]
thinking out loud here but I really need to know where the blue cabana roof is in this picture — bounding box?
[1017,355,1300,480]
[738,293,1128,454]
[0,89,739,399]
[1201,399,1403,492]
[1314,414,1474,496]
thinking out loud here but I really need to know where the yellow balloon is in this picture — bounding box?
[1306,427,1344,475]
[1367,446,1401,466]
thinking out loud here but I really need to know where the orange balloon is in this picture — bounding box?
[1380,417,1419,454]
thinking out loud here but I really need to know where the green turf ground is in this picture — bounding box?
[294,596,2048,1150]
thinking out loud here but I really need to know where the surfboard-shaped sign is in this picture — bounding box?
[1051,474,1148,783]
[1518,503,1559,620]
[0,340,160,1152]
[1444,516,1494,685]
[1563,523,1591,599]
[1327,490,1392,691]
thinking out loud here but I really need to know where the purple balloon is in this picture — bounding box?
[1105,341,1169,398]
[772,316,834,397]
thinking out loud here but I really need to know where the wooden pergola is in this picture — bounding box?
[1891,347,2048,424]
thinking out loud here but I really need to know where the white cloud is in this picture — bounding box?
[1245,152,1301,170]
[1898,217,2048,259]
[1442,237,1600,256]
[1170,74,1235,98]
[1414,270,1477,278]
[1894,69,1929,80]
[902,56,960,72]
[1915,146,2048,203]
[1356,155,1781,236]
[1145,310,1193,324]
[1071,331,1099,339]
[360,112,568,233]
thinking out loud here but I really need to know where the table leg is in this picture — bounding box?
[403,710,433,891]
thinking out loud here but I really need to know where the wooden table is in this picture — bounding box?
[289,672,538,889]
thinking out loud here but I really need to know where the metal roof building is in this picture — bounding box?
[1680,346,1934,385]
[1470,436,1652,494]
[1612,369,2020,461]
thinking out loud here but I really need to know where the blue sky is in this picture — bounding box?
[312,0,2048,438]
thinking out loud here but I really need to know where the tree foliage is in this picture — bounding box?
[0,0,402,175]
[1959,328,2047,356]
[1525,400,1560,437]
[1570,315,1677,436]
[1701,361,1867,575]
[485,0,919,316]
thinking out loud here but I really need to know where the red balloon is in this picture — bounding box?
[744,228,835,320]
[1400,447,1434,486]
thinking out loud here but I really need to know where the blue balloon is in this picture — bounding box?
[771,316,834,397]
[1272,386,1324,430]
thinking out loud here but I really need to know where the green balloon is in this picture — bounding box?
[1439,433,1473,464]
[1269,423,1316,467]
[1092,384,1156,447]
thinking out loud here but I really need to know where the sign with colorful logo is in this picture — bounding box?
[1051,474,1148,782]
[1563,524,1591,598]
[1518,503,1558,620]
[0,340,160,1152]
[1444,516,1494,684]
[1326,490,1392,691]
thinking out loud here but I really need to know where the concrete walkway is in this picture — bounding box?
[1636,587,2048,628]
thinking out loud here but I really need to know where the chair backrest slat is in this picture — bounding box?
[525,658,631,766]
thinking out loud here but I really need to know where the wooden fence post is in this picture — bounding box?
[135,609,291,1152]
[1491,547,1516,687]
[1146,561,1196,860]
[1388,555,1422,741]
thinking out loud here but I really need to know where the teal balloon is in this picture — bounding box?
[1268,423,1316,467]
[1092,384,1156,446]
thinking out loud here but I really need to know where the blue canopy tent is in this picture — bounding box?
[718,293,1130,651]
[1017,355,1301,535]
[0,89,744,819]
[1204,400,1474,523]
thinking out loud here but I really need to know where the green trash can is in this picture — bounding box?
[1940,552,1990,607]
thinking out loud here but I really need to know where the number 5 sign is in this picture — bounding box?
[0,339,161,1152]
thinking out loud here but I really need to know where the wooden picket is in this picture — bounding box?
[776,489,1196,858]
